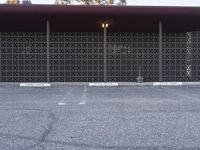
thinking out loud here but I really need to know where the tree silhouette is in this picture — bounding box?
[60,0,127,5]
[118,0,126,5]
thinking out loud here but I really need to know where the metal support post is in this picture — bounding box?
[159,21,163,82]
[47,20,50,83]
[0,32,2,82]
[104,27,107,82]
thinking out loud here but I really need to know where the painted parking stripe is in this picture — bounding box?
[58,102,66,105]
[79,86,87,105]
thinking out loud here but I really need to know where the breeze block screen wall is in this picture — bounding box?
[107,32,159,82]
[0,32,47,82]
[162,32,200,81]
[0,31,200,82]
[49,32,104,82]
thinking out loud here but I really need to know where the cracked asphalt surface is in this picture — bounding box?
[0,85,200,150]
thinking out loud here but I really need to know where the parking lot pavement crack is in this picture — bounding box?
[38,110,57,150]
[22,109,57,150]
[0,107,58,150]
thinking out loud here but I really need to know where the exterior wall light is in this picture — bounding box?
[102,23,109,29]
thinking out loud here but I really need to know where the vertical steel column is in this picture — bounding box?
[47,20,50,83]
[0,32,2,82]
[104,27,107,82]
[159,21,163,82]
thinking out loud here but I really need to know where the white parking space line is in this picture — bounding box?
[79,101,86,105]
[58,91,71,106]
[79,86,87,105]
[58,86,76,106]
[58,102,66,106]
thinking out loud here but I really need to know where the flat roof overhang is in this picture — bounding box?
[0,4,200,32]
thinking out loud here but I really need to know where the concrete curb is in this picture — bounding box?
[51,82,200,87]
[40,82,200,87]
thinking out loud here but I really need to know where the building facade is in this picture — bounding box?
[0,5,200,82]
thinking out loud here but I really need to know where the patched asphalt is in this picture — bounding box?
[0,85,200,150]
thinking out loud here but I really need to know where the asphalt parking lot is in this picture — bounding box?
[0,84,200,150]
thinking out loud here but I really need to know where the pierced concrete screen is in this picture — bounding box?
[0,31,200,82]
[0,32,47,82]
[107,32,159,82]
[49,32,104,82]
